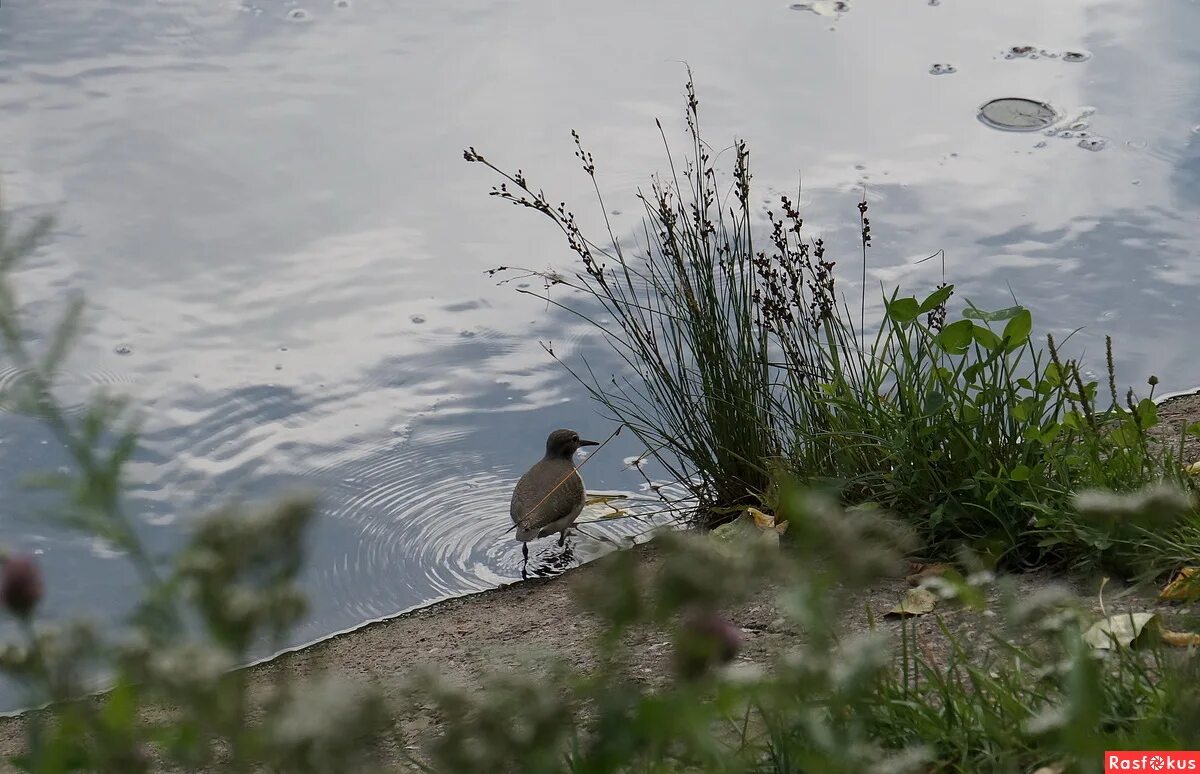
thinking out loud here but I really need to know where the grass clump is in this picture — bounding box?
[466,73,1200,575]
[411,482,1200,774]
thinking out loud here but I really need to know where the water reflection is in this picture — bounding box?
[0,0,1198,711]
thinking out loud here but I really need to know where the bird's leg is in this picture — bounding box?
[558,529,567,547]
[521,542,529,579]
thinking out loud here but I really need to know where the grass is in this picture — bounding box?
[466,72,1200,577]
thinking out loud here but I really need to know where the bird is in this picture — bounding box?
[510,428,599,572]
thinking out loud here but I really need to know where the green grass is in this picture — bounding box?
[467,73,1200,577]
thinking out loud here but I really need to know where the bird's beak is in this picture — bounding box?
[578,439,600,447]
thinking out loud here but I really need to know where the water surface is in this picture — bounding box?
[1,0,1198,711]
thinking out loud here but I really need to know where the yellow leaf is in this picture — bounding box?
[884,587,938,618]
[1184,461,1200,476]
[1161,630,1200,648]
[746,507,775,530]
[774,520,789,535]
[1160,567,1200,602]
[905,562,955,587]
[584,493,627,506]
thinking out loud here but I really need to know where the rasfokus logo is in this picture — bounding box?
[1106,752,1200,772]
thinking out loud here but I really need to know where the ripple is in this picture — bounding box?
[305,435,686,619]
[978,98,1058,132]
[0,367,129,418]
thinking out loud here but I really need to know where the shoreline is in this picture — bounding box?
[0,391,1195,767]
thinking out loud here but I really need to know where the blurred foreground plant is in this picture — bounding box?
[0,189,388,772]
[410,482,1200,774]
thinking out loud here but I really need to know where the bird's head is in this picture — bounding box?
[545,428,599,459]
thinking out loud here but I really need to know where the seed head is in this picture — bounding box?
[2,555,43,620]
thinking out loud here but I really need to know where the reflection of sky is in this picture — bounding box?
[0,0,1199,709]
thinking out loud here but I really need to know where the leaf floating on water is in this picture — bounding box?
[1159,567,1200,602]
[584,493,628,507]
[1161,630,1200,648]
[1082,612,1158,650]
[884,587,938,618]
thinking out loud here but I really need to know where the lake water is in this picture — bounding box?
[1,0,1198,710]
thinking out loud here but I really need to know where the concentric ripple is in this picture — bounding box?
[0,366,130,418]
[304,434,688,623]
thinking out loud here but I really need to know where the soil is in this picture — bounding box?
[0,392,1196,770]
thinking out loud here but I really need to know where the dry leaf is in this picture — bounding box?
[1161,629,1200,648]
[906,562,955,587]
[584,493,627,506]
[1184,461,1200,476]
[1083,612,1158,650]
[1160,567,1200,602]
[746,507,775,530]
[884,587,938,618]
[774,520,789,535]
[712,513,780,549]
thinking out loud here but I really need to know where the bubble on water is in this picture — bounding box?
[1125,138,1148,150]
[928,0,939,5]
[410,314,426,324]
[274,363,283,370]
[279,345,289,351]
[854,163,866,170]
[1062,50,1091,62]
[333,0,351,6]
[459,329,476,338]
[1131,179,1141,186]
[1078,136,1107,152]
[1068,121,1089,131]
[114,343,133,355]
[287,8,312,21]
[1034,141,1047,148]
[1040,49,1059,58]
[929,63,957,75]
[1007,45,1036,58]
[978,98,1058,132]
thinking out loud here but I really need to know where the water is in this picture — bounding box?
[2,0,1199,710]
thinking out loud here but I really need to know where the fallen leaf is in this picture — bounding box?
[774,520,789,535]
[1082,612,1159,650]
[1161,630,1200,648]
[584,493,628,506]
[906,562,956,587]
[1184,461,1200,476]
[1160,567,1200,602]
[884,587,938,618]
[746,507,775,530]
[712,513,780,549]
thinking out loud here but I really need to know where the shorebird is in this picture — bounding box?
[510,428,598,571]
